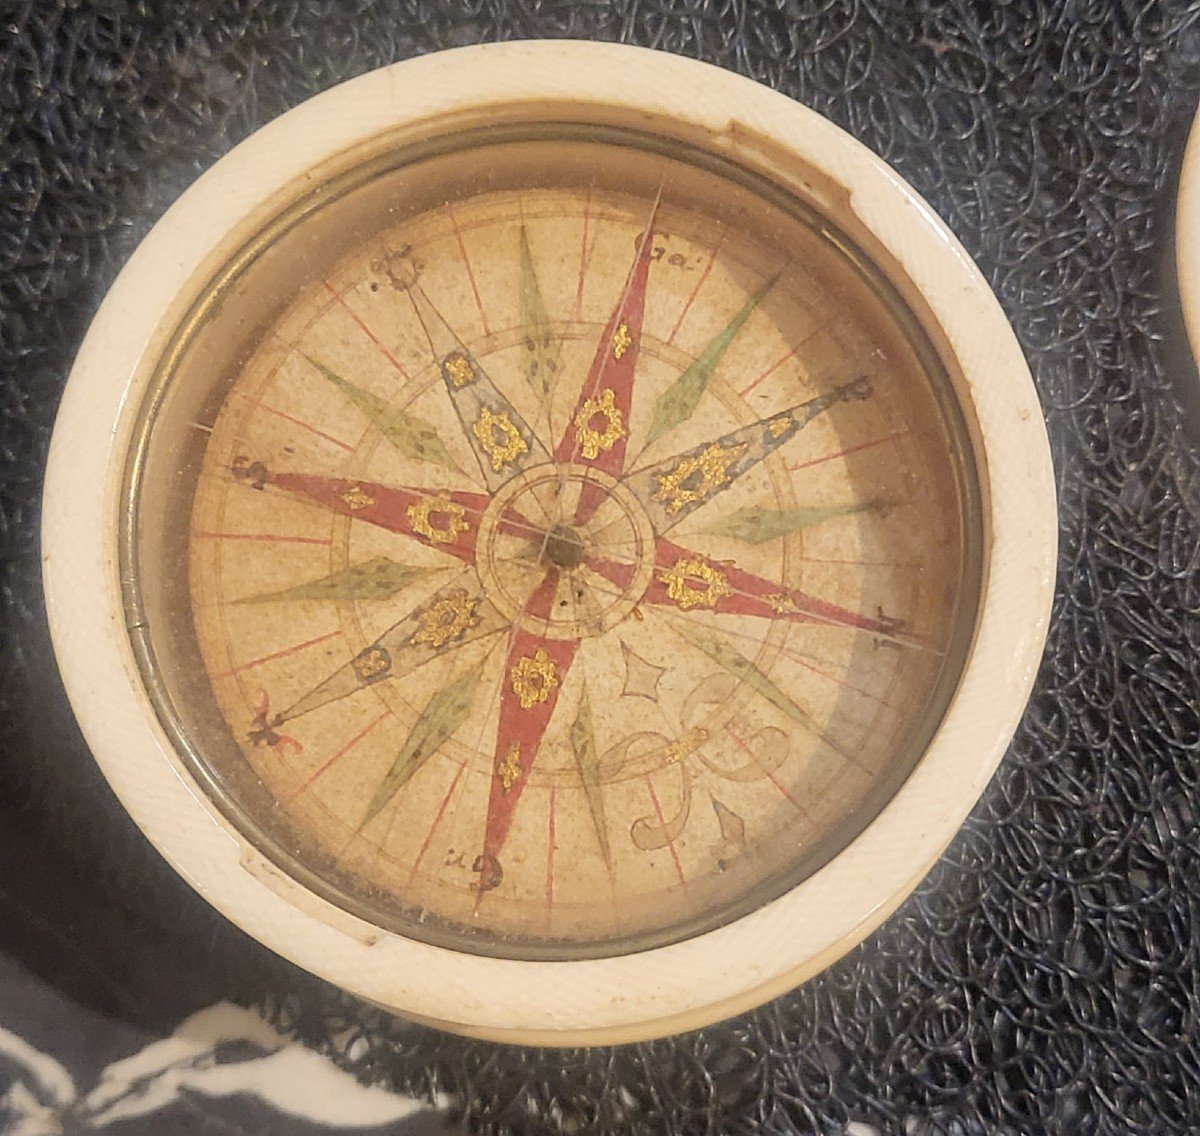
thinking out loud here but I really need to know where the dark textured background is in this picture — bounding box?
[3,2,1200,1133]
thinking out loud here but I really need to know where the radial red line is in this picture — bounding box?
[445,204,491,336]
[645,775,687,888]
[324,283,412,380]
[546,786,557,912]
[219,628,341,678]
[195,531,331,546]
[788,430,907,472]
[737,346,797,398]
[725,724,811,817]
[409,761,467,885]
[260,403,355,452]
[291,709,390,799]
[573,194,592,321]
[666,240,719,343]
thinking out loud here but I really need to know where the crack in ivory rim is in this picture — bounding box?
[41,41,1056,1045]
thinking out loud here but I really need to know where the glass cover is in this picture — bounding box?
[126,124,980,958]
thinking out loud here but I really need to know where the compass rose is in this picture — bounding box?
[233,201,902,898]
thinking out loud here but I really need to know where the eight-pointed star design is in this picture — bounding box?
[236,205,900,896]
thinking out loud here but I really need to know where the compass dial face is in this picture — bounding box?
[130,130,979,957]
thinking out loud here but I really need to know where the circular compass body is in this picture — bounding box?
[43,43,1056,1044]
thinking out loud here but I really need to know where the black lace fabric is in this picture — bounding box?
[3,3,1200,1133]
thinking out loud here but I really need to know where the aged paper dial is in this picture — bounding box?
[130,130,977,957]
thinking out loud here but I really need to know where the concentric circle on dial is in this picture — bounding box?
[475,464,657,640]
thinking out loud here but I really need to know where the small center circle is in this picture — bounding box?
[474,463,656,639]
[544,523,585,569]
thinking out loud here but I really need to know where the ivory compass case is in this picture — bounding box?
[42,41,1055,1045]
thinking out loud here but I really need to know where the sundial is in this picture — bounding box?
[42,43,1056,1043]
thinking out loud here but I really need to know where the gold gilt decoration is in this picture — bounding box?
[496,743,522,793]
[573,387,627,459]
[765,592,799,614]
[664,727,709,765]
[611,322,633,359]
[340,484,375,511]
[410,588,482,650]
[473,407,528,472]
[406,494,468,545]
[441,351,476,389]
[767,414,793,438]
[652,441,749,515]
[661,557,733,610]
[510,647,559,709]
[352,645,392,684]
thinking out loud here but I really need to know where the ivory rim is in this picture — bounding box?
[41,41,1057,1044]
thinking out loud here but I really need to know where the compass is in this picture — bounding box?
[42,42,1056,1044]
